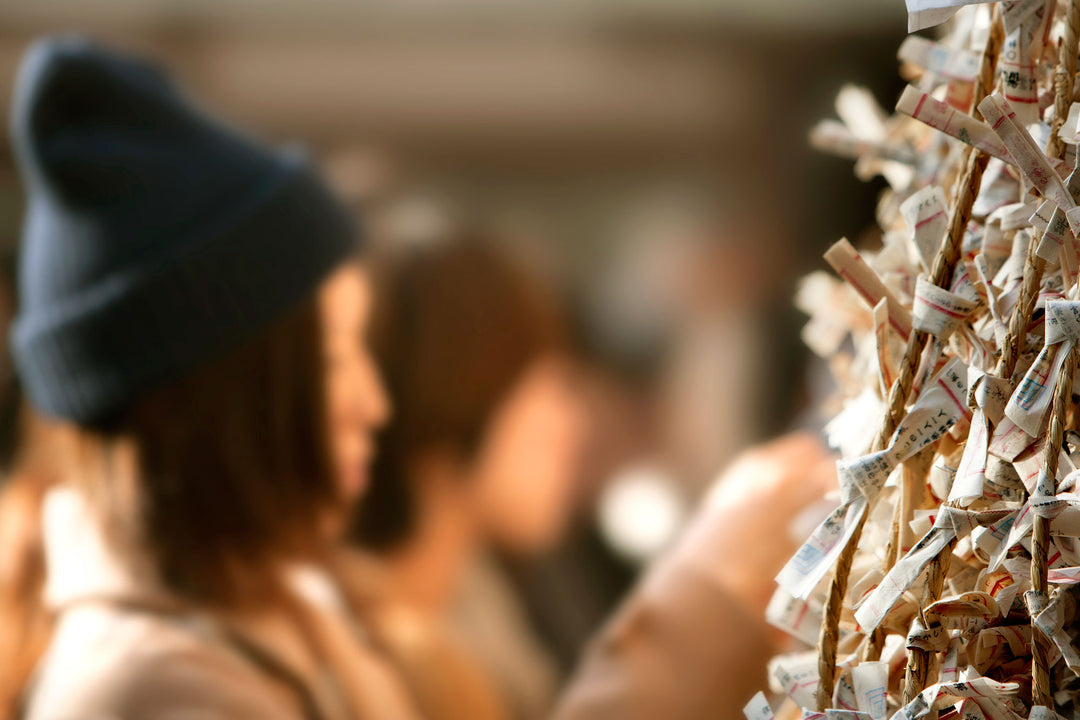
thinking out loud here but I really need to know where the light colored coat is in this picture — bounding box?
[26,487,774,720]
[25,488,422,720]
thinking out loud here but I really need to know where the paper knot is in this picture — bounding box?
[1045,300,1080,345]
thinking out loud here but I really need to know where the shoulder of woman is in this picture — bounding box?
[24,603,304,720]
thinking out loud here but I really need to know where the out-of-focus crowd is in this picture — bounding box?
[0,3,910,718]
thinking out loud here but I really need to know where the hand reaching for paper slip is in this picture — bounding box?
[672,432,838,621]
[553,433,837,719]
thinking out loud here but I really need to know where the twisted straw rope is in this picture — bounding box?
[1032,343,1079,707]
[999,230,1043,383]
[900,1,1080,699]
[1048,0,1080,161]
[1004,0,1080,392]
[814,11,1003,709]
[1030,0,1080,708]
[900,145,997,702]
[903,536,956,703]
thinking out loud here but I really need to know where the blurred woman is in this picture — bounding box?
[351,236,840,719]
[0,37,413,719]
[0,35,837,720]
[352,237,582,720]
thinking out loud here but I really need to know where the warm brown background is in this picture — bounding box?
[0,0,909,670]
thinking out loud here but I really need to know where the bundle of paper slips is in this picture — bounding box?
[747,0,1080,717]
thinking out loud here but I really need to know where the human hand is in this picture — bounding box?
[556,434,836,718]
[669,432,837,615]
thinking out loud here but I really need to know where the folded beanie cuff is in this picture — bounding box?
[12,158,358,423]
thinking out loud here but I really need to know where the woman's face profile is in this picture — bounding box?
[468,356,586,553]
[319,263,390,505]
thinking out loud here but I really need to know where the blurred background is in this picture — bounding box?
[0,0,909,704]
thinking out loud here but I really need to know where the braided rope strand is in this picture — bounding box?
[815,13,1003,708]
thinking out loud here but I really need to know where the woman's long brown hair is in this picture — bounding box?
[353,237,564,551]
[0,413,55,718]
[0,295,338,714]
